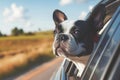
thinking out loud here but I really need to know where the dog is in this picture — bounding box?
[52,4,105,59]
[52,4,106,77]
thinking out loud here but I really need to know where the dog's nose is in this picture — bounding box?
[58,34,69,41]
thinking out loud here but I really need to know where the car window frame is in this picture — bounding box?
[81,6,120,80]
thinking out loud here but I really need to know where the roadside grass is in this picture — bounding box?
[0,30,55,79]
[0,52,55,79]
[0,30,53,52]
[0,30,53,41]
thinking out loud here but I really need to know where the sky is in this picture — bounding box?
[0,0,100,35]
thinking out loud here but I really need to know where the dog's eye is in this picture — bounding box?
[74,30,80,34]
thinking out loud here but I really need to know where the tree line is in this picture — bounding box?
[0,27,35,37]
[0,32,6,37]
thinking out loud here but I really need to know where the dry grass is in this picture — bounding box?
[0,31,55,79]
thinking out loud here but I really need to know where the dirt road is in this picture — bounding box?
[15,57,64,80]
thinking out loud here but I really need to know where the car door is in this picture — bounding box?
[81,6,120,80]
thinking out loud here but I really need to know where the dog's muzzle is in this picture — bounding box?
[56,34,69,42]
[54,34,69,56]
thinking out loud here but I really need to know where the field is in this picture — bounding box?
[0,31,55,79]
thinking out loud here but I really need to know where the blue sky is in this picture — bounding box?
[0,0,100,35]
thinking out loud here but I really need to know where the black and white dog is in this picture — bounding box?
[52,4,105,58]
[52,4,105,76]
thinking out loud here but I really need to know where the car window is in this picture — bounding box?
[81,6,120,80]
[91,12,120,80]
[107,46,120,80]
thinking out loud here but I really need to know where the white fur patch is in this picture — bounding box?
[60,20,75,34]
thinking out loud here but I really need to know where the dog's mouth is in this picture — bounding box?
[54,42,87,57]
[56,47,65,56]
[55,42,70,56]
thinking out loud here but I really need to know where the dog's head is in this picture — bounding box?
[52,4,105,57]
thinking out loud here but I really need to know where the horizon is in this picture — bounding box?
[0,0,100,35]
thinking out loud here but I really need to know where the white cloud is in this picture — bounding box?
[79,5,95,20]
[3,8,11,17]
[79,11,87,20]
[89,5,94,12]
[59,0,88,6]
[2,3,33,27]
[60,0,73,6]
[3,3,28,23]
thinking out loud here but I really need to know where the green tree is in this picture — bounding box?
[11,27,24,36]
[19,29,24,35]
[0,31,3,37]
[12,27,19,36]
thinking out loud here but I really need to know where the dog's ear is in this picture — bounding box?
[53,9,67,26]
[87,4,106,33]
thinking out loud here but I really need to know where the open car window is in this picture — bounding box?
[81,6,120,80]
